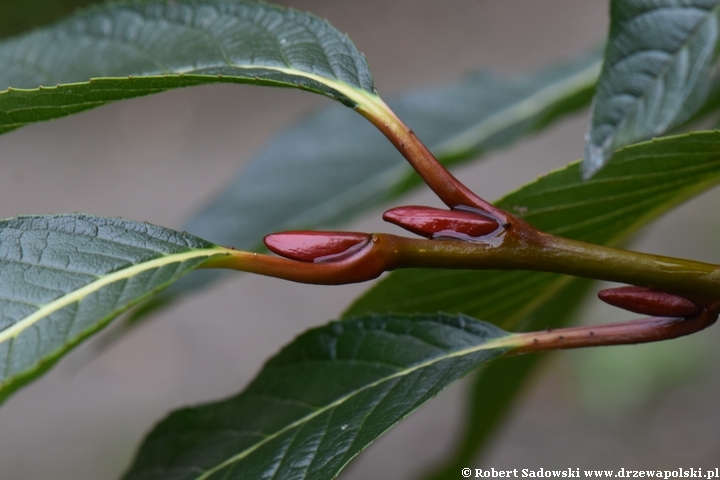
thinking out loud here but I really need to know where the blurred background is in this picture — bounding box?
[1,0,720,478]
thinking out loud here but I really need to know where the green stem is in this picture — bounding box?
[525,234,720,304]
[348,95,720,303]
[391,232,720,305]
[208,230,720,305]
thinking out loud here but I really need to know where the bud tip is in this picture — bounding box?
[264,231,370,263]
[383,205,499,239]
[598,286,700,318]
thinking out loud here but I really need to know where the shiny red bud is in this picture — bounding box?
[597,286,700,318]
[382,205,499,239]
[264,231,370,263]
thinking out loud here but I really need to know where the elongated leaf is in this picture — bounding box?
[346,131,720,471]
[582,0,720,178]
[0,0,378,135]
[124,312,516,480]
[125,133,720,480]
[0,214,228,403]
[424,279,593,480]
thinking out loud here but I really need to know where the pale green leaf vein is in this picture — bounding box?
[193,334,515,479]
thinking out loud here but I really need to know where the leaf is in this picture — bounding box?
[125,132,720,479]
[347,131,720,320]
[0,0,378,135]
[123,312,517,480]
[582,0,720,178]
[168,54,599,298]
[423,279,593,480]
[345,131,720,470]
[0,214,228,404]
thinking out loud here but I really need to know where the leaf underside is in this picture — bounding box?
[582,0,720,178]
[0,0,376,135]
[124,312,513,480]
[0,214,224,403]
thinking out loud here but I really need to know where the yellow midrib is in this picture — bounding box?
[195,332,519,479]
[0,247,226,344]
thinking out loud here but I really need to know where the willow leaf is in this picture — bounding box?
[424,279,593,480]
[345,131,720,471]
[582,0,720,178]
[0,0,378,135]
[124,312,516,480]
[0,214,229,403]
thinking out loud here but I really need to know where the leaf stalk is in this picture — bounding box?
[509,306,719,354]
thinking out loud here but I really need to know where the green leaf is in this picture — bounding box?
[125,133,720,479]
[346,131,720,470]
[170,54,599,296]
[0,214,227,404]
[582,0,720,178]
[424,279,593,480]
[0,0,378,135]
[124,312,516,480]
[347,131,720,320]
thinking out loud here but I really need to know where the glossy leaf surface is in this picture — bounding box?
[0,0,377,135]
[347,131,720,472]
[583,0,720,178]
[124,312,515,480]
[0,214,226,403]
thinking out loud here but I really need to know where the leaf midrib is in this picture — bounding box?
[0,247,226,343]
[1,63,379,108]
[602,3,720,144]
[194,332,518,479]
[434,60,601,156]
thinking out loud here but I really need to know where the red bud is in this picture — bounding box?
[382,205,499,239]
[598,286,700,318]
[264,231,370,263]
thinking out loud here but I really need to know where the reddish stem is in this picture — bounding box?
[510,306,718,355]
[357,100,510,223]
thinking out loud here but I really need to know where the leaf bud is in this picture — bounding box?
[382,205,499,239]
[264,231,370,263]
[597,286,700,318]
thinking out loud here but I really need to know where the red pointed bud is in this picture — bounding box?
[598,286,700,318]
[264,231,370,263]
[382,205,499,239]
